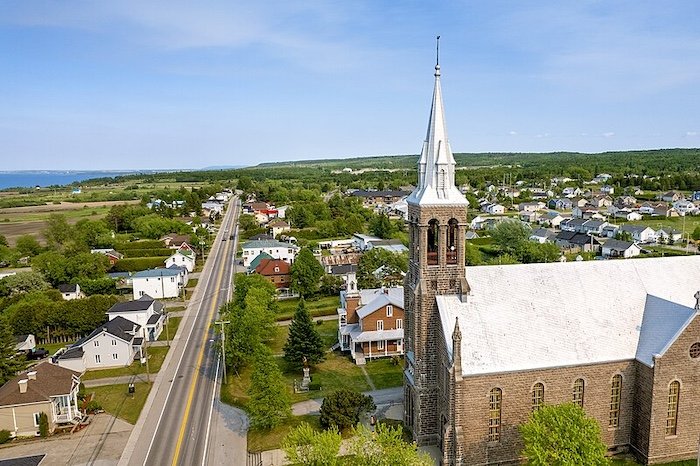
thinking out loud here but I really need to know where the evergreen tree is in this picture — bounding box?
[319,388,376,430]
[283,299,325,369]
[247,347,291,429]
[0,318,24,385]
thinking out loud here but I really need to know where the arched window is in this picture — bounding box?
[532,383,544,411]
[427,219,439,265]
[666,381,680,436]
[447,218,458,264]
[488,388,502,442]
[573,379,585,407]
[609,374,622,428]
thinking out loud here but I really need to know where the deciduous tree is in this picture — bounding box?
[290,247,324,298]
[519,403,609,466]
[282,422,342,466]
[349,423,433,466]
[247,347,291,429]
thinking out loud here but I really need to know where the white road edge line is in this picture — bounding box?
[201,349,221,465]
[141,201,232,466]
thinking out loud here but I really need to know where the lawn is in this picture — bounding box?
[612,458,695,466]
[276,295,339,321]
[248,414,322,452]
[158,316,182,341]
[81,346,169,380]
[363,358,404,390]
[42,341,74,356]
[628,215,700,237]
[89,382,152,424]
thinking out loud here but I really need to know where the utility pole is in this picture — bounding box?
[215,320,230,384]
[144,340,150,383]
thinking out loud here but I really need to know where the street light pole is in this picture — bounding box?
[215,320,230,384]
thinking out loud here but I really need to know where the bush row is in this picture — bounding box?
[111,257,166,272]
[122,248,173,258]
[116,240,165,250]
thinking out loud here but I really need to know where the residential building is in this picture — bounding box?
[160,233,192,249]
[529,228,556,244]
[367,239,409,254]
[572,206,600,219]
[241,239,299,268]
[588,195,613,208]
[600,185,615,195]
[14,334,36,353]
[404,62,700,464]
[349,190,411,209]
[481,202,505,215]
[656,228,683,244]
[660,190,683,202]
[267,218,291,238]
[337,273,404,364]
[620,225,657,243]
[614,209,643,221]
[580,219,608,236]
[554,231,602,253]
[164,248,196,273]
[106,295,165,341]
[518,211,540,223]
[562,187,582,198]
[673,199,697,216]
[253,258,291,290]
[0,363,82,437]
[538,211,566,228]
[547,198,573,211]
[132,268,182,299]
[57,316,143,373]
[202,200,225,216]
[601,239,642,258]
[57,283,84,301]
[90,248,123,266]
[518,201,545,212]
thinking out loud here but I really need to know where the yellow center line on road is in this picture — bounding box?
[170,208,234,466]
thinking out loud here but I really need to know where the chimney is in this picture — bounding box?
[18,379,28,394]
[27,371,37,381]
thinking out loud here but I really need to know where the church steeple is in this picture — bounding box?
[408,37,468,206]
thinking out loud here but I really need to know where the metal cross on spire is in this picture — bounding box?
[436,35,440,67]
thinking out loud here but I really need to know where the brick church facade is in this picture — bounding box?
[404,58,700,465]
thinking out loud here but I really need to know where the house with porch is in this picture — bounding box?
[0,362,82,437]
[132,268,182,300]
[337,273,404,365]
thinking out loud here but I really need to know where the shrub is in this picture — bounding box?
[38,412,49,437]
[85,400,102,413]
[0,429,11,444]
[121,248,173,258]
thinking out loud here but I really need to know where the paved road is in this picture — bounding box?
[119,197,240,466]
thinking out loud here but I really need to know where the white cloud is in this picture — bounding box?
[508,130,517,136]
[686,131,698,136]
[602,132,615,138]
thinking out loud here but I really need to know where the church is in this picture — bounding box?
[403,58,700,465]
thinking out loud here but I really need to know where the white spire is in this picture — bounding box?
[407,39,468,207]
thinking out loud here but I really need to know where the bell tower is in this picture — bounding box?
[403,40,470,446]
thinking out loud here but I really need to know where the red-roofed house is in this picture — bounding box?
[254,258,291,290]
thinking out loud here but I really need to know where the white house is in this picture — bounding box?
[132,268,182,299]
[602,239,642,258]
[107,295,166,342]
[562,187,582,198]
[600,185,615,195]
[673,199,697,216]
[57,283,84,301]
[518,202,546,212]
[481,203,505,215]
[656,228,683,244]
[613,209,643,221]
[14,334,36,353]
[241,239,299,268]
[267,218,291,238]
[57,316,143,372]
[202,200,225,216]
[164,249,196,273]
[619,225,657,243]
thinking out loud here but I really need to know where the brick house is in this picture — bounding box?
[253,258,291,290]
[337,273,404,365]
[404,60,700,465]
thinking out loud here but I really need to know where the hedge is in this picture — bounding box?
[116,240,165,250]
[122,248,173,258]
[111,257,166,272]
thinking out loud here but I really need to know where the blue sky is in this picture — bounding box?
[2,1,699,170]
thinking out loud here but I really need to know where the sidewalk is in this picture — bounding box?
[276,314,337,326]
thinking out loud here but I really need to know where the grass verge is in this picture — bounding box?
[90,382,152,424]
[159,316,182,341]
[248,414,322,452]
[363,358,404,390]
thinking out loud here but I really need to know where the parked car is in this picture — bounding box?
[27,348,49,360]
